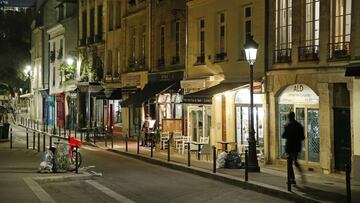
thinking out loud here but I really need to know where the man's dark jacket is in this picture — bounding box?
[282,120,305,153]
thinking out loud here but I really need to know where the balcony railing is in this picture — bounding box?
[298,45,319,62]
[328,42,351,61]
[171,55,180,65]
[214,52,227,62]
[158,58,165,67]
[273,48,292,64]
[195,54,205,65]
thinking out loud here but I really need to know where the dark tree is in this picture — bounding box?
[0,8,33,94]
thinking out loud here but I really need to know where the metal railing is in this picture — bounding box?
[298,45,319,62]
[273,48,292,64]
[328,42,351,60]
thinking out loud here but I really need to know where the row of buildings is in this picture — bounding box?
[25,0,360,180]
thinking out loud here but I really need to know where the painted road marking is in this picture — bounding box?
[24,177,56,203]
[85,180,135,203]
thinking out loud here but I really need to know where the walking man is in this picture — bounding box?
[282,112,305,184]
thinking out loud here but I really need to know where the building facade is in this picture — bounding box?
[267,0,360,179]
[183,0,267,155]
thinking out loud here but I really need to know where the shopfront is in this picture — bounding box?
[56,93,65,128]
[234,87,264,156]
[277,84,320,163]
[46,96,55,127]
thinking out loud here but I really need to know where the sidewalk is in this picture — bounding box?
[93,138,360,203]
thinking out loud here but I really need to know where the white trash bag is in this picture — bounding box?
[216,151,228,169]
[39,149,54,173]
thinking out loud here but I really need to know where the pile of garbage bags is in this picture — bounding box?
[39,142,71,173]
[216,150,244,169]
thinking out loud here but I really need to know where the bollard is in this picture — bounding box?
[245,150,249,182]
[75,147,79,174]
[150,139,154,158]
[287,156,291,191]
[43,133,46,151]
[137,135,140,154]
[68,128,71,136]
[93,128,96,145]
[58,128,61,137]
[125,135,128,152]
[37,132,40,152]
[111,131,114,149]
[80,130,83,141]
[33,131,35,150]
[10,128,12,149]
[188,142,191,167]
[345,164,351,203]
[37,120,39,130]
[167,139,170,162]
[50,136,52,148]
[213,146,216,173]
[75,128,77,139]
[26,128,29,149]
[105,130,108,147]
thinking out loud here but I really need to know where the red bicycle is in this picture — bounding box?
[68,135,83,168]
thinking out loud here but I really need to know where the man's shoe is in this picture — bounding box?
[287,180,296,185]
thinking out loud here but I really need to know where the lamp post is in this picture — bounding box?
[244,34,260,172]
[24,65,32,93]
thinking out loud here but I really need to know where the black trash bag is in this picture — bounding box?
[225,150,242,169]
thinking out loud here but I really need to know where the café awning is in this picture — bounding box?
[121,81,180,107]
[183,82,245,104]
[94,88,122,100]
[345,63,360,77]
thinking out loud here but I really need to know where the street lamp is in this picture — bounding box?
[244,34,260,172]
[66,57,74,66]
[24,65,32,93]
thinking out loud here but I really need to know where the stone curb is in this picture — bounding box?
[33,172,93,184]
[107,149,322,203]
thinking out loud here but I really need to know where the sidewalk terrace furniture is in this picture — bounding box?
[189,141,208,160]
[176,136,191,154]
[160,132,170,150]
[199,144,211,161]
[217,141,236,152]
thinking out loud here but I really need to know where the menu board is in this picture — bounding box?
[162,119,182,133]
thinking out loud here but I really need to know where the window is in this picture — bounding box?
[115,1,121,28]
[140,25,146,64]
[299,0,319,61]
[131,28,136,59]
[109,0,114,31]
[159,25,165,66]
[197,18,205,64]
[244,7,252,35]
[274,0,292,63]
[52,42,55,86]
[174,21,180,64]
[82,11,87,40]
[97,5,103,38]
[90,8,95,38]
[305,0,319,46]
[58,4,64,21]
[117,49,121,74]
[107,50,112,75]
[219,12,226,54]
[329,0,351,60]
[58,39,64,59]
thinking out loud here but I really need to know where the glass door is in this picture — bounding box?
[188,106,203,142]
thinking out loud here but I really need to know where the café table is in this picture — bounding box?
[217,141,236,152]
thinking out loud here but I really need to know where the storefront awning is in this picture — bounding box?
[183,82,245,104]
[345,63,360,77]
[121,81,180,107]
[94,88,122,100]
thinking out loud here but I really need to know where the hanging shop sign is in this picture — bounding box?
[148,71,183,82]
[123,75,141,87]
[278,84,319,105]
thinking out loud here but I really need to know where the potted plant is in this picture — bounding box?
[154,128,161,151]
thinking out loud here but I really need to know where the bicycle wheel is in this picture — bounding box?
[71,150,82,168]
